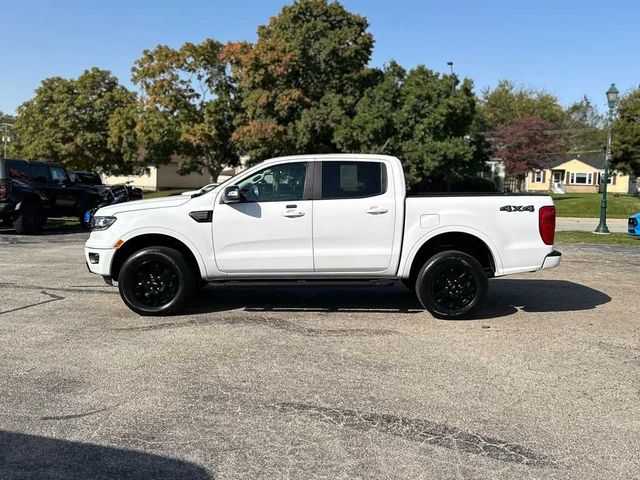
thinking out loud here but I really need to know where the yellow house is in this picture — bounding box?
[525,155,635,194]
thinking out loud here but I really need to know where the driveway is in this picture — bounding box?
[0,232,638,479]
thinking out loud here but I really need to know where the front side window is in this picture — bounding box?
[321,161,386,199]
[49,167,68,183]
[237,162,307,202]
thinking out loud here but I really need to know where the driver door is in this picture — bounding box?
[212,162,313,274]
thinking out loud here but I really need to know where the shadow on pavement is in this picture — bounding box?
[0,430,212,480]
[476,278,612,319]
[187,279,610,320]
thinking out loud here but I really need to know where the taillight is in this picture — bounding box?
[539,205,556,245]
[0,182,8,200]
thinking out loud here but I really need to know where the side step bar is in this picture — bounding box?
[205,279,398,288]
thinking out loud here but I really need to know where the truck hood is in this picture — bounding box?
[96,196,191,216]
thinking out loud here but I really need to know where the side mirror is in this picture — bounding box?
[222,185,241,203]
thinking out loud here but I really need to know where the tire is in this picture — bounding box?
[13,199,45,235]
[118,246,195,316]
[415,250,488,320]
[401,278,414,291]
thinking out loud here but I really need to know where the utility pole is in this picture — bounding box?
[1,123,13,159]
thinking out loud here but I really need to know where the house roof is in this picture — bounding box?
[540,155,606,170]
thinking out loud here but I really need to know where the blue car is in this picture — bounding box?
[629,213,640,236]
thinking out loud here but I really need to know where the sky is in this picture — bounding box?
[1,0,639,115]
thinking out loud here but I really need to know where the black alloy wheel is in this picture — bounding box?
[118,246,195,315]
[132,260,180,307]
[415,250,488,319]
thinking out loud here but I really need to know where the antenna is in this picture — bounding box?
[379,138,391,153]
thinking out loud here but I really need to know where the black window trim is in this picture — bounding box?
[313,160,388,201]
[231,161,313,203]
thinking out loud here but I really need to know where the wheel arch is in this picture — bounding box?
[404,229,500,282]
[110,232,205,282]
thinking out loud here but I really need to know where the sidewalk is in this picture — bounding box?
[557,217,629,233]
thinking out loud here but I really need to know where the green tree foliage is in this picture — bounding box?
[232,0,376,161]
[0,112,15,124]
[478,80,565,130]
[13,68,138,174]
[116,39,241,181]
[335,62,483,189]
[561,96,606,155]
[612,88,640,176]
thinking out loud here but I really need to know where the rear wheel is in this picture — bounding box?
[118,247,195,316]
[13,199,45,235]
[415,250,488,319]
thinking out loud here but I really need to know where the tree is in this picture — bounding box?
[561,96,606,155]
[13,68,138,174]
[491,116,556,176]
[612,88,640,177]
[117,39,241,181]
[0,112,15,124]
[478,80,565,130]
[232,0,376,161]
[335,62,483,189]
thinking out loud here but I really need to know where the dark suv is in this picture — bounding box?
[0,159,101,234]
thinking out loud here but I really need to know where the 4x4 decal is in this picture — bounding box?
[500,205,535,212]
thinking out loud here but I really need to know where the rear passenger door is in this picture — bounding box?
[312,160,396,273]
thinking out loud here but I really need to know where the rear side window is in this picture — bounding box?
[7,161,30,180]
[31,165,50,182]
[321,161,387,199]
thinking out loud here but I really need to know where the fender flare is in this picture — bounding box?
[117,227,208,279]
[399,225,504,278]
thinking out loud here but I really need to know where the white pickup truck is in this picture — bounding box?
[84,154,560,318]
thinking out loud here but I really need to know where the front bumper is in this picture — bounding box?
[541,250,562,270]
[84,246,116,277]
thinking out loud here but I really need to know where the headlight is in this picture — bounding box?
[91,216,117,231]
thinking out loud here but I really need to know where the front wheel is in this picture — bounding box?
[415,250,488,319]
[118,247,195,316]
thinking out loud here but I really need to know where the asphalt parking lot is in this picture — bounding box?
[1,229,639,479]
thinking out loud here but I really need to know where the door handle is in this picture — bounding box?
[282,210,305,218]
[366,207,388,215]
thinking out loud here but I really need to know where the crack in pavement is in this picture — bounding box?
[114,315,396,337]
[274,402,556,468]
[0,282,118,295]
[41,404,120,421]
[0,291,65,315]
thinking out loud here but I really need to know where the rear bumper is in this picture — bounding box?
[541,250,562,270]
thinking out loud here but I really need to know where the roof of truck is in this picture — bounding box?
[261,153,399,164]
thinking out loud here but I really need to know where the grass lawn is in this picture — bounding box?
[556,230,639,246]
[552,193,640,219]
[142,189,191,199]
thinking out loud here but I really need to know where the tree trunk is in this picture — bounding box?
[204,158,224,184]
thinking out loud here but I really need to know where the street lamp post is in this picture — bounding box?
[594,83,620,234]
[447,61,455,94]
